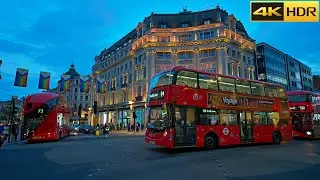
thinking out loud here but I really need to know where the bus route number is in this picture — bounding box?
[38,109,44,114]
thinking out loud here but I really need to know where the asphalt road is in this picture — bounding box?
[1,135,320,180]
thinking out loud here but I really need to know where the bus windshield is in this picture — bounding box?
[149,71,174,90]
[23,107,47,137]
[288,95,312,102]
[148,106,170,131]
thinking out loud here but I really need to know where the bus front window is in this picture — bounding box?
[149,71,174,90]
[23,98,57,138]
[148,106,170,131]
[288,95,312,102]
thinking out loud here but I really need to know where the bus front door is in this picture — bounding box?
[174,107,196,146]
[240,112,253,143]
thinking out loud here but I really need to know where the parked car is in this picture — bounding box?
[70,124,80,136]
[80,124,94,134]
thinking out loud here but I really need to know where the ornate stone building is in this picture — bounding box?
[51,64,92,124]
[92,7,256,126]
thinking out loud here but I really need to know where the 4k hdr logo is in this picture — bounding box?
[250,1,319,22]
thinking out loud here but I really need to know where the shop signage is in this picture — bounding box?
[202,109,216,113]
[207,93,274,108]
[149,90,164,101]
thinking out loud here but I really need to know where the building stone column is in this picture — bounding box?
[239,51,245,78]
[217,48,223,74]
[217,46,228,74]
[172,48,177,66]
[193,47,200,69]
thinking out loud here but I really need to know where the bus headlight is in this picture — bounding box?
[306,131,312,135]
[163,131,168,136]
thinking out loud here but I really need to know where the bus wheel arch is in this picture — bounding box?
[204,132,219,149]
[272,131,282,144]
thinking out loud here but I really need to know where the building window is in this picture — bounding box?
[156,52,171,59]
[74,104,76,109]
[178,52,193,59]
[75,88,78,93]
[157,36,170,42]
[181,23,189,28]
[122,91,127,102]
[74,96,77,101]
[200,49,216,57]
[160,24,167,28]
[204,20,210,25]
[85,96,89,101]
[177,34,192,41]
[76,80,79,84]
[143,67,147,78]
[137,86,142,97]
[227,63,232,75]
[80,96,83,101]
[199,31,216,40]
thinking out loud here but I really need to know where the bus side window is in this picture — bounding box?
[219,110,238,125]
[266,112,279,125]
[265,86,279,98]
[250,82,265,96]
[218,77,235,93]
[176,70,198,88]
[277,87,287,99]
[235,79,251,94]
[252,112,267,125]
[199,73,218,90]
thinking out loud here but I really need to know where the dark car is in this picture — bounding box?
[80,124,93,134]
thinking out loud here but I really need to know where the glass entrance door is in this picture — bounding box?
[174,106,196,146]
[240,111,253,142]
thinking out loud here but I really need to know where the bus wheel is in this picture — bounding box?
[204,134,218,149]
[273,131,281,144]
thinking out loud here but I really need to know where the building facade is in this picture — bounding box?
[313,75,320,92]
[93,7,256,126]
[256,42,313,91]
[299,63,313,91]
[51,64,92,123]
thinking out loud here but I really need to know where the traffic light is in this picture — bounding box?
[93,101,97,115]
[78,104,82,117]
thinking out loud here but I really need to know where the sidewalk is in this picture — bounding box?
[109,130,145,136]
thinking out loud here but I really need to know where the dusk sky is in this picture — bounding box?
[0,0,319,100]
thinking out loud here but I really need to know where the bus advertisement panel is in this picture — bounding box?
[145,66,292,149]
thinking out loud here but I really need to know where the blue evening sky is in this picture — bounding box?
[0,0,319,100]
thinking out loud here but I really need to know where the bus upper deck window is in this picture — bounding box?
[176,70,197,88]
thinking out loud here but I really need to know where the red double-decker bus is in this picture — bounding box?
[22,92,71,142]
[288,90,320,138]
[145,66,292,149]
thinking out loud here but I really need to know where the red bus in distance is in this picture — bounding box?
[22,92,71,142]
[288,90,320,138]
[145,66,292,149]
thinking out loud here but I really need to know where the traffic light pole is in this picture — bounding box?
[8,96,15,143]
